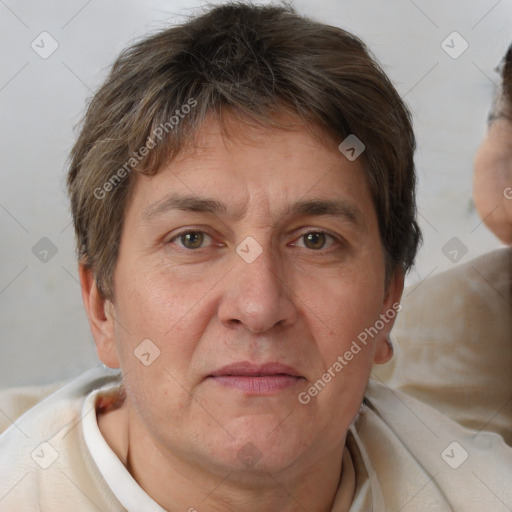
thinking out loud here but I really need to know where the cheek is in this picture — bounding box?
[298,263,385,341]
[295,265,384,390]
[112,267,208,419]
[114,259,215,339]
[109,280,205,407]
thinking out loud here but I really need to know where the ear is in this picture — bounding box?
[373,268,404,365]
[78,263,120,368]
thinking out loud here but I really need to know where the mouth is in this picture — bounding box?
[207,362,305,395]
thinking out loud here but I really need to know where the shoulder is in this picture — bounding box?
[0,382,64,435]
[0,366,123,511]
[0,365,122,436]
[374,247,512,442]
[358,379,512,510]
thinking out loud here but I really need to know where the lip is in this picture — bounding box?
[207,362,304,395]
[210,361,302,378]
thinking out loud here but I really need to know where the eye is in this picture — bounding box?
[293,231,337,250]
[169,230,213,250]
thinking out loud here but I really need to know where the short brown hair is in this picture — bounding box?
[67,2,421,300]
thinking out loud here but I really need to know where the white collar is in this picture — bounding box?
[81,384,167,512]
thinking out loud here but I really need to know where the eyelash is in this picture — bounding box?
[290,230,338,250]
[166,228,341,252]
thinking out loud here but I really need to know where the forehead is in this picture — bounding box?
[130,112,376,229]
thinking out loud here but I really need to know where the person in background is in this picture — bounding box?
[474,44,512,244]
[374,41,512,453]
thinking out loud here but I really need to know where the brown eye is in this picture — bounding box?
[303,232,327,250]
[179,231,205,249]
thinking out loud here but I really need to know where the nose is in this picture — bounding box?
[218,242,298,334]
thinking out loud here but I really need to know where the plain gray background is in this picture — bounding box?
[0,0,510,387]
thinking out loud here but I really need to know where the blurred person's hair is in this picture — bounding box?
[503,45,512,115]
[67,2,421,300]
[490,44,512,122]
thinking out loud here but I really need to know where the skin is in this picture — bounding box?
[473,117,512,245]
[79,112,403,512]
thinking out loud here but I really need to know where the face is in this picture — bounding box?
[473,116,512,245]
[85,112,402,477]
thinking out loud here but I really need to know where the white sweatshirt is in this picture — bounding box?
[0,365,511,511]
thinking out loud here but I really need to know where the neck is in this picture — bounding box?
[98,401,351,512]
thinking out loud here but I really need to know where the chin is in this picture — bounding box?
[216,417,310,473]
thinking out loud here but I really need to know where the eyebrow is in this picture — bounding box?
[288,198,362,226]
[142,193,364,228]
[143,194,229,220]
